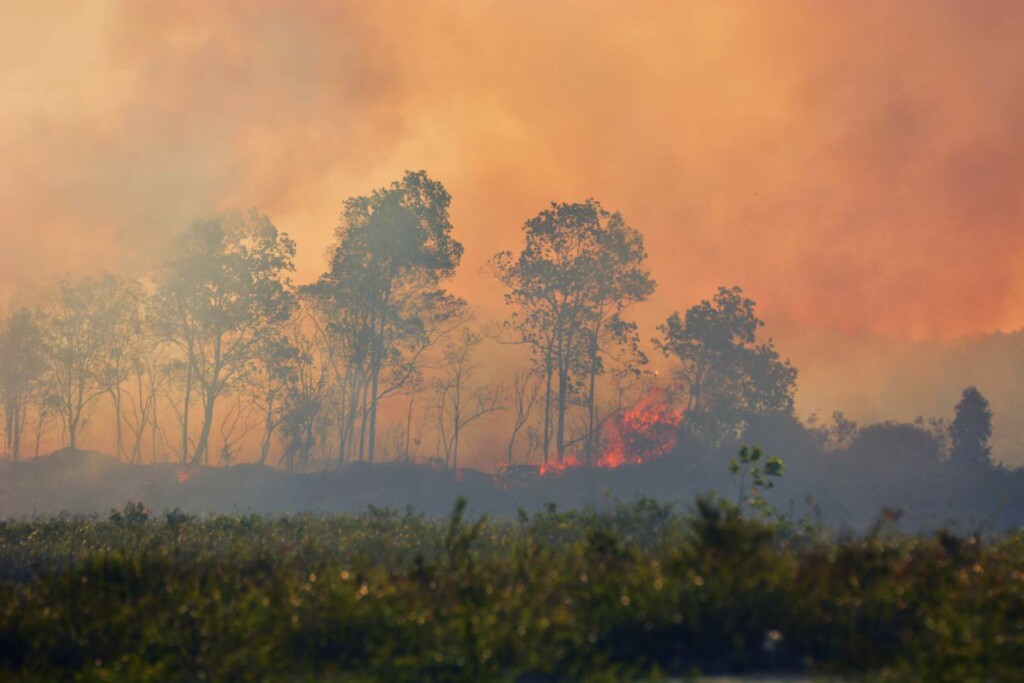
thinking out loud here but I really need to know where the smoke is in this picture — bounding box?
[3,1,1024,463]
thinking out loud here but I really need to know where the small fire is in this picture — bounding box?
[539,455,580,476]
[176,470,190,484]
[537,388,683,475]
[599,387,683,468]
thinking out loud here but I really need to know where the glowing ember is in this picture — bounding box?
[598,388,683,468]
[539,455,580,476]
[536,388,683,475]
[177,470,190,484]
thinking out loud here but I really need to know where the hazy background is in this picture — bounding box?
[3,1,1024,464]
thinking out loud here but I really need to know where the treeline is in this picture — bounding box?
[0,169,864,471]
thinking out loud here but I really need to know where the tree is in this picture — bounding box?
[247,333,300,465]
[506,368,542,467]
[492,199,654,463]
[656,286,797,448]
[153,209,296,465]
[433,329,504,469]
[949,386,993,469]
[217,393,256,466]
[728,445,786,518]
[122,335,170,464]
[0,308,46,461]
[267,307,333,472]
[94,278,145,461]
[310,170,465,464]
[44,274,125,451]
[841,421,943,482]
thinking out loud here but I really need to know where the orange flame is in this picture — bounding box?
[537,388,683,475]
[539,455,581,476]
[598,388,683,468]
[177,470,190,484]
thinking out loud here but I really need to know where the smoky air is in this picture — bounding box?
[3,4,1024,680]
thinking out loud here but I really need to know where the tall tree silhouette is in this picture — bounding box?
[0,308,46,460]
[310,171,464,464]
[949,386,993,469]
[153,210,296,465]
[656,286,796,447]
[492,199,654,463]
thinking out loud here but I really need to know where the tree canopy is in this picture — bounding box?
[950,385,993,469]
[656,286,797,447]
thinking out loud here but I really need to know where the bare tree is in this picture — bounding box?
[31,392,59,458]
[434,329,504,469]
[95,278,145,460]
[218,393,257,466]
[123,340,172,464]
[246,334,299,465]
[506,368,542,467]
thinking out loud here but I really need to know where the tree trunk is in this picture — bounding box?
[190,386,217,466]
[112,385,123,461]
[586,348,598,464]
[357,373,370,462]
[542,360,553,465]
[556,352,570,462]
[452,383,461,470]
[260,424,273,465]
[67,387,81,451]
[181,352,194,465]
[151,391,159,464]
[367,303,389,465]
[13,401,24,462]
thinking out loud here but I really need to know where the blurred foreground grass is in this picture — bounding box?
[1,497,1022,682]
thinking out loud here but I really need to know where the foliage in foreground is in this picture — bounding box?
[1,498,1023,682]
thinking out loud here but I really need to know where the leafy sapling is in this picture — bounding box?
[728,445,786,518]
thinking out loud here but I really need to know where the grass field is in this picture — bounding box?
[1,497,1022,682]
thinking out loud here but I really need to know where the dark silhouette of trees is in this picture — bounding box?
[492,199,654,463]
[950,386,993,469]
[153,210,296,465]
[310,171,465,464]
[0,308,46,461]
[656,286,797,448]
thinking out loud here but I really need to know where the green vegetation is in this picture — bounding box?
[2,498,1023,682]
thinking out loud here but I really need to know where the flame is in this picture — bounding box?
[537,388,684,475]
[598,388,683,468]
[176,470,190,484]
[539,455,581,476]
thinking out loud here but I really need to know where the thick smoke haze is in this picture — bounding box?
[3,1,1024,462]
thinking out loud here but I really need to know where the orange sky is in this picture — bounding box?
[2,1,1024,428]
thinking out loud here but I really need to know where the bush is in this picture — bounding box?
[1,498,1023,681]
